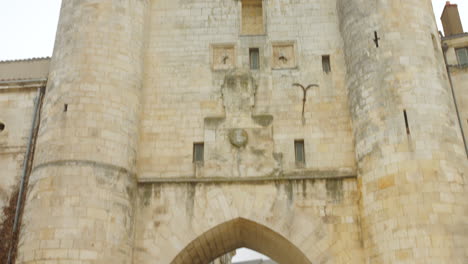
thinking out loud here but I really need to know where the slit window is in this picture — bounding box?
[373,31,380,48]
[403,110,410,135]
[0,122,4,132]
[250,48,260,70]
[193,142,204,163]
[294,140,305,165]
[431,34,438,52]
[64,104,68,112]
[322,55,331,73]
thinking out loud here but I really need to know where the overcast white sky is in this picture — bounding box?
[0,0,466,262]
[0,0,467,61]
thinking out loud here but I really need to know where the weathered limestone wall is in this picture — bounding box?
[3,1,464,263]
[138,0,356,179]
[16,0,148,263]
[338,0,468,263]
[134,178,363,264]
[0,86,38,217]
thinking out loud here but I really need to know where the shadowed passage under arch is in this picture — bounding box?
[170,218,312,264]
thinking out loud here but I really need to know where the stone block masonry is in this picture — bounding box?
[0,0,465,263]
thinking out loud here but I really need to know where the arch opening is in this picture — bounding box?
[230,248,274,263]
[170,218,311,264]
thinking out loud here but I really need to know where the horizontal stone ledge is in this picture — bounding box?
[32,159,136,177]
[0,78,47,90]
[138,172,357,184]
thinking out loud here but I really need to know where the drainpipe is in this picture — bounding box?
[7,85,46,264]
[442,42,468,158]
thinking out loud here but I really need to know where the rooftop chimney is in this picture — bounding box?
[441,1,464,36]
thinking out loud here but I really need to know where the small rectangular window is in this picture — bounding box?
[455,47,468,66]
[322,55,331,73]
[193,143,204,163]
[250,48,260,70]
[294,140,305,165]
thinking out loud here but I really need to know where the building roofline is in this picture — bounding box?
[441,32,468,40]
[0,78,48,85]
[0,56,51,64]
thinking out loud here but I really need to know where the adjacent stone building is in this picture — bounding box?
[0,58,49,212]
[0,0,467,264]
[441,2,468,155]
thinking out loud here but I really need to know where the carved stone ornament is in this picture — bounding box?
[229,129,248,148]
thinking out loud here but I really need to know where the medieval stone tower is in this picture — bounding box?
[1,0,467,263]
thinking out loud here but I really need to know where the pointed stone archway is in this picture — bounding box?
[134,179,364,264]
[170,218,311,264]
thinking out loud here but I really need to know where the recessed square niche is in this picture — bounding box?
[241,0,264,35]
[212,44,236,70]
[272,42,296,69]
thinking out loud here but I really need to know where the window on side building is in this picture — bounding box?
[455,47,468,66]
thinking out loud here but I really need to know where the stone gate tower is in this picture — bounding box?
[17,1,148,262]
[5,0,467,263]
[337,0,468,262]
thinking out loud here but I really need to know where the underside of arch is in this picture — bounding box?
[170,218,312,264]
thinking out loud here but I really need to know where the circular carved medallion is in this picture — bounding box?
[229,129,248,148]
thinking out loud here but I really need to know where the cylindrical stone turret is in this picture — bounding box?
[338,0,468,263]
[17,1,147,263]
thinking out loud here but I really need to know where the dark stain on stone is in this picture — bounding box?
[186,183,196,219]
[302,179,307,198]
[273,152,283,163]
[204,117,225,129]
[356,215,365,248]
[251,128,271,141]
[252,114,273,127]
[284,180,293,205]
[140,185,152,207]
[126,186,134,200]
[326,179,343,203]
[95,174,107,186]
[154,205,167,215]
[226,76,236,88]
[274,180,281,192]
[250,146,265,156]
[240,77,249,89]
[153,185,161,199]
[153,221,161,229]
